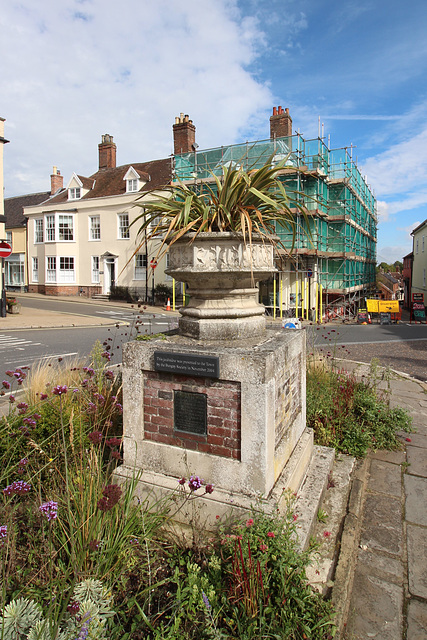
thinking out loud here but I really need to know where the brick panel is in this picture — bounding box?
[143,371,241,459]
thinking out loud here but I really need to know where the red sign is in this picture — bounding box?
[0,242,12,258]
[150,259,158,270]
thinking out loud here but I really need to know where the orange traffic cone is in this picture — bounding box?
[166,297,171,311]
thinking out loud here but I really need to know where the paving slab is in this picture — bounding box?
[370,449,406,465]
[355,546,404,585]
[406,446,427,477]
[404,475,427,526]
[344,572,403,640]
[407,598,427,639]
[407,524,427,599]
[368,459,402,497]
[405,433,427,449]
[360,493,403,556]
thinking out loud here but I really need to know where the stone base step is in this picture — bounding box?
[293,445,336,550]
[91,294,110,301]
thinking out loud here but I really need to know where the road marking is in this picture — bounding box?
[0,334,42,348]
[3,352,79,368]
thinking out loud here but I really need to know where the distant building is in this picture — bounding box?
[24,137,172,297]
[175,107,377,318]
[411,219,427,305]
[4,187,52,290]
[402,252,413,309]
[22,109,377,316]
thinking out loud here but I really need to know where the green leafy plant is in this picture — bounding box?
[132,158,310,259]
[307,361,412,457]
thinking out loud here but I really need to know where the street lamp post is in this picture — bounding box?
[150,259,157,306]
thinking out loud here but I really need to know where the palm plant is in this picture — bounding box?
[132,157,308,258]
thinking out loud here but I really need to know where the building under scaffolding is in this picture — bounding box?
[173,108,377,321]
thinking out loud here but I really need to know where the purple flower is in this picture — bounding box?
[5,370,14,377]
[23,418,36,427]
[188,475,202,491]
[39,501,58,521]
[3,480,31,496]
[205,483,214,494]
[202,591,211,610]
[104,370,114,381]
[114,402,123,414]
[178,477,186,485]
[40,393,48,400]
[88,539,101,551]
[9,395,15,403]
[101,351,111,361]
[97,484,122,512]
[52,385,67,396]
[67,601,80,615]
[0,525,7,545]
[88,431,103,444]
[17,402,28,413]
[105,437,122,449]
[83,367,95,377]
[2,380,11,389]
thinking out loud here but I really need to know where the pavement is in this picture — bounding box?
[330,363,427,640]
[2,294,427,638]
[0,292,179,329]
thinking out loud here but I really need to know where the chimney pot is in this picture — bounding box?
[270,107,293,139]
[173,113,196,155]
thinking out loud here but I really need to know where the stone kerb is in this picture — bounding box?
[118,330,306,520]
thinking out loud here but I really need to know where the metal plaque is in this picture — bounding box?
[154,351,220,378]
[174,390,207,435]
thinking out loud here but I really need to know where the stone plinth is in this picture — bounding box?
[116,329,312,524]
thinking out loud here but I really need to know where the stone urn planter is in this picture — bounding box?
[166,232,276,340]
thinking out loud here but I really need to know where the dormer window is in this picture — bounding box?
[124,166,147,193]
[66,173,91,201]
[69,187,81,200]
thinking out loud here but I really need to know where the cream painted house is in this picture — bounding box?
[411,219,427,305]
[24,135,173,298]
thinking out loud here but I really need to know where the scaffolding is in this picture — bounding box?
[174,133,377,319]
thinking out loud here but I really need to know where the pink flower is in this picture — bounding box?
[259,544,268,552]
[245,518,254,527]
[292,514,298,521]
[406,438,412,442]
[267,532,275,538]
[323,531,331,538]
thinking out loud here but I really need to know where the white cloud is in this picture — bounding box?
[376,201,390,222]
[377,245,412,264]
[361,126,427,198]
[1,0,274,196]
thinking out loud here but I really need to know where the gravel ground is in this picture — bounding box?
[316,339,427,382]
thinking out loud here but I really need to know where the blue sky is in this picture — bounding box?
[2,0,427,263]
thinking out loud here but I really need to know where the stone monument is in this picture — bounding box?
[116,233,334,547]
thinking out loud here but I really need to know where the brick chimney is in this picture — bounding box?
[173,113,196,155]
[50,166,63,194]
[98,134,117,169]
[270,106,293,139]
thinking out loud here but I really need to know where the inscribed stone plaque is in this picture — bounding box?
[174,390,207,435]
[154,351,219,378]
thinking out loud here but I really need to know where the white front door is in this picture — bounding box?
[103,257,117,294]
